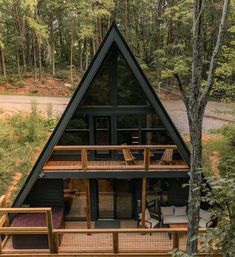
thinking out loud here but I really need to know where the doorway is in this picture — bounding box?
[97,179,133,219]
[94,116,111,158]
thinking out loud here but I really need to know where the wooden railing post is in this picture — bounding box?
[54,232,59,253]
[46,209,57,253]
[113,232,119,253]
[86,179,91,231]
[0,234,2,254]
[173,231,179,249]
[141,177,147,228]
[81,148,88,171]
[144,148,150,171]
[0,196,8,227]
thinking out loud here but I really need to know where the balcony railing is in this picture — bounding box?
[44,145,189,172]
[0,207,218,256]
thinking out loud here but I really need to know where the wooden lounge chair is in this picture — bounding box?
[138,208,159,228]
[121,144,136,165]
[160,148,173,165]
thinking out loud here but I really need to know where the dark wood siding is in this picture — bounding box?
[24,179,64,208]
[167,178,189,206]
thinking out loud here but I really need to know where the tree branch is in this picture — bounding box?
[199,0,231,110]
[173,73,189,107]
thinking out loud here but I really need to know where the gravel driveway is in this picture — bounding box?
[0,95,234,135]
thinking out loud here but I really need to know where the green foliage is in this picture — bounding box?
[0,107,53,198]
[200,171,235,256]
[200,124,235,257]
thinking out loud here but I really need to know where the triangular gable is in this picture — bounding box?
[13,22,190,207]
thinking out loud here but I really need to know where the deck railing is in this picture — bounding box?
[0,207,220,256]
[44,145,189,172]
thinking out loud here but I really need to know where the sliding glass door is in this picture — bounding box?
[97,179,133,219]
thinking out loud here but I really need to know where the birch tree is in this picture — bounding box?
[174,0,231,254]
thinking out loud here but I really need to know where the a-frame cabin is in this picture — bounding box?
[13,22,190,222]
[2,23,210,256]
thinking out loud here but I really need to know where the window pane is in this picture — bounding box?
[67,114,89,129]
[64,179,87,218]
[58,131,89,145]
[142,130,174,145]
[117,114,139,128]
[80,47,114,106]
[117,52,147,105]
[117,130,140,145]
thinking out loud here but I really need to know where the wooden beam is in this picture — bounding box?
[0,195,6,207]
[173,231,179,249]
[113,232,119,253]
[0,208,51,213]
[46,210,56,253]
[144,148,150,171]
[81,149,88,171]
[141,177,147,228]
[86,179,91,230]
[54,145,178,151]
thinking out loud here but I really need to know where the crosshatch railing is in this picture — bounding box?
[43,145,189,172]
[0,207,219,256]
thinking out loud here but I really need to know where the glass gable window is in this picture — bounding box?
[80,46,114,106]
[117,52,147,105]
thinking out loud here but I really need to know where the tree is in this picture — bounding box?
[173,0,231,254]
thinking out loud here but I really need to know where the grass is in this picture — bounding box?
[202,124,235,177]
[0,107,52,202]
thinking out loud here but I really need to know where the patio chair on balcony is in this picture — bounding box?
[138,208,160,228]
[159,148,173,165]
[122,144,136,165]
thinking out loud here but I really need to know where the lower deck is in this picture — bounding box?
[2,221,189,254]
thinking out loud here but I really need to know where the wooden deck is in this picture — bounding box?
[44,159,188,171]
[43,145,189,172]
[2,221,188,254]
[0,206,218,256]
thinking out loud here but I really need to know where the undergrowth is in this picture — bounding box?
[0,106,53,202]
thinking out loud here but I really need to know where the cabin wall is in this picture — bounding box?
[24,179,64,208]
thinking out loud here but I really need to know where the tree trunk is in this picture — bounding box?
[33,37,37,81]
[174,0,231,255]
[1,48,7,78]
[186,106,203,253]
[16,48,22,80]
[98,17,102,44]
[13,4,27,71]
[37,38,42,81]
[70,33,73,85]
[85,39,89,71]
[79,40,84,72]
[50,20,55,76]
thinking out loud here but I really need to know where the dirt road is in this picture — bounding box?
[0,95,234,134]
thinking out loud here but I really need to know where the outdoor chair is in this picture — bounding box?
[138,208,159,229]
[159,148,173,165]
[199,209,215,228]
[121,144,136,165]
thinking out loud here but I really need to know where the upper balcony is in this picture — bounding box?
[43,145,189,173]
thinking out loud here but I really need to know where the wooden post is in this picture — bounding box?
[0,195,8,227]
[0,234,2,254]
[81,148,88,171]
[113,232,119,253]
[86,179,91,230]
[144,148,150,171]
[173,231,179,249]
[141,177,147,228]
[46,209,56,253]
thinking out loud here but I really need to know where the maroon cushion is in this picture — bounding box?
[11,208,64,229]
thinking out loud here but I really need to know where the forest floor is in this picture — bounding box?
[0,76,73,97]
